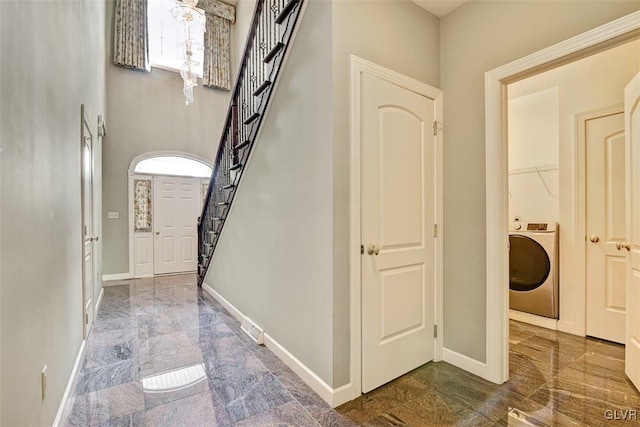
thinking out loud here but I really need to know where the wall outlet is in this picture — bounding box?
[107,212,119,219]
[41,365,47,400]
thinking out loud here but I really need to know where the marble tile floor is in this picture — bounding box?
[60,274,355,427]
[336,320,640,426]
[62,274,640,426]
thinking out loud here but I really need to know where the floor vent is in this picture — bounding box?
[240,317,265,345]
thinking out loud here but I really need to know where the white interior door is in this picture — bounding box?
[625,72,640,391]
[586,112,626,344]
[81,110,95,337]
[153,176,198,275]
[361,72,436,393]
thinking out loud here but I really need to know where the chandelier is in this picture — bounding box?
[172,0,206,105]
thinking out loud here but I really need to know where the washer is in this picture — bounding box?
[509,222,558,319]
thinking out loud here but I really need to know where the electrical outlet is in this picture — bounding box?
[41,365,47,400]
[107,212,119,219]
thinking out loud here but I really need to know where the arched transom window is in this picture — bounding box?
[134,156,212,178]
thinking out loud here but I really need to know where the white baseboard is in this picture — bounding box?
[201,282,351,407]
[102,273,133,282]
[52,339,86,427]
[95,287,105,317]
[509,309,557,330]
[442,347,487,379]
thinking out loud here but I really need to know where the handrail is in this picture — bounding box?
[197,0,304,285]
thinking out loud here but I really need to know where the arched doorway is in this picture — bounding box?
[128,152,212,277]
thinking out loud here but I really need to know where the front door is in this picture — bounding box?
[585,111,626,344]
[81,106,95,337]
[624,72,640,391]
[361,72,437,393]
[153,175,198,275]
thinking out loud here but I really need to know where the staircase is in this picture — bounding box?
[197,0,305,286]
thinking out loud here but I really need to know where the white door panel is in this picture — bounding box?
[154,176,199,274]
[586,112,626,344]
[625,72,640,391]
[81,111,95,337]
[361,72,436,393]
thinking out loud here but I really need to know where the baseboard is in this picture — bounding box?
[95,287,105,317]
[201,282,243,323]
[52,339,86,427]
[201,282,351,407]
[509,309,557,330]
[102,273,133,282]
[442,347,487,379]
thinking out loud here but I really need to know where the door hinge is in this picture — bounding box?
[433,325,438,338]
[85,313,89,324]
[360,245,364,255]
[433,120,443,136]
[433,224,438,238]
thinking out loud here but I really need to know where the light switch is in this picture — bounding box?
[108,212,119,219]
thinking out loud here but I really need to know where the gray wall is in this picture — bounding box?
[331,0,440,387]
[205,0,336,386]
[0,0,106,425]
[440,0,640,362]
[102,0,233,274]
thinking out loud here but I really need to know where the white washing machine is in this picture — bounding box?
[509,222,559,319]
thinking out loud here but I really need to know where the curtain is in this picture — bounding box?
[134,179,152,232]
[113,0,150,72]
[202,13,232,90]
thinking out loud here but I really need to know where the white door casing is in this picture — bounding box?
[586,112,626,344]
[153,175,199,275]
[360,71,437,393]
[624,71,640,391]
[81,105,95,337]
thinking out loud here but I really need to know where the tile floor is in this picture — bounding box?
[61,274,640,426]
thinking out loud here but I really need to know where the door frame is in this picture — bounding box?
[80,104,95,339]
[485,11,640,384]
[125,151,213,279]
[577,104,625,339]
[349,55,444,401]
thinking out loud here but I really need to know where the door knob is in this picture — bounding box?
[94,236,99,242]
[155,231,160,235]
[589,235,599,243]
[615,241,630,251]
[367,244,380,256]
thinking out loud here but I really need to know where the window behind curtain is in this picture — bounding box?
[148,0,204,76]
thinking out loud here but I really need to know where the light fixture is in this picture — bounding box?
[172,0,206,105]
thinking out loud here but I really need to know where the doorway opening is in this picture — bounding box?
[128,152,212,278]
[485,10,640,395]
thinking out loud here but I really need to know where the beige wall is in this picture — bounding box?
[102,0,234,274]
[0,0,106,425]
[508,40,640,335]
[440,1,640,362]
[206,0,336,385]
[331,0,440,387]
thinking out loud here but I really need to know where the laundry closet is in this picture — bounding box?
[507,39,640,343]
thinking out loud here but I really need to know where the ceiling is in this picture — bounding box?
[411,0,469,18]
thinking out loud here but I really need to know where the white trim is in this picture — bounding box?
[349,55,444,401]
[102,273,134,283]
[485,11,640,384]
[509,310,558,331]
[201,282,243,323]
[52,340,86,427]
[95,287,105,317]
[200,282,351,407]
[442,348,487,379]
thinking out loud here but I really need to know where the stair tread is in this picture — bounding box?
[229,162,242,171]
[263,42,285,64]
[275,0,299,25]
[235,140,250,150]
[222,184,235,190]
[253,80,272,97]
[243,112,260,125]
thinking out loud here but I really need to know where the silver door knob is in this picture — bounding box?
[155,231,160,235]
[589,235,599,243]
[367,244,380,256]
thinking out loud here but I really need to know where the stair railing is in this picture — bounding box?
[197,0,305,285]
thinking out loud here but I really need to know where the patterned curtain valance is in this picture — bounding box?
[197,0,235,24]
[113,0,150,72]
[203,13,232,90]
